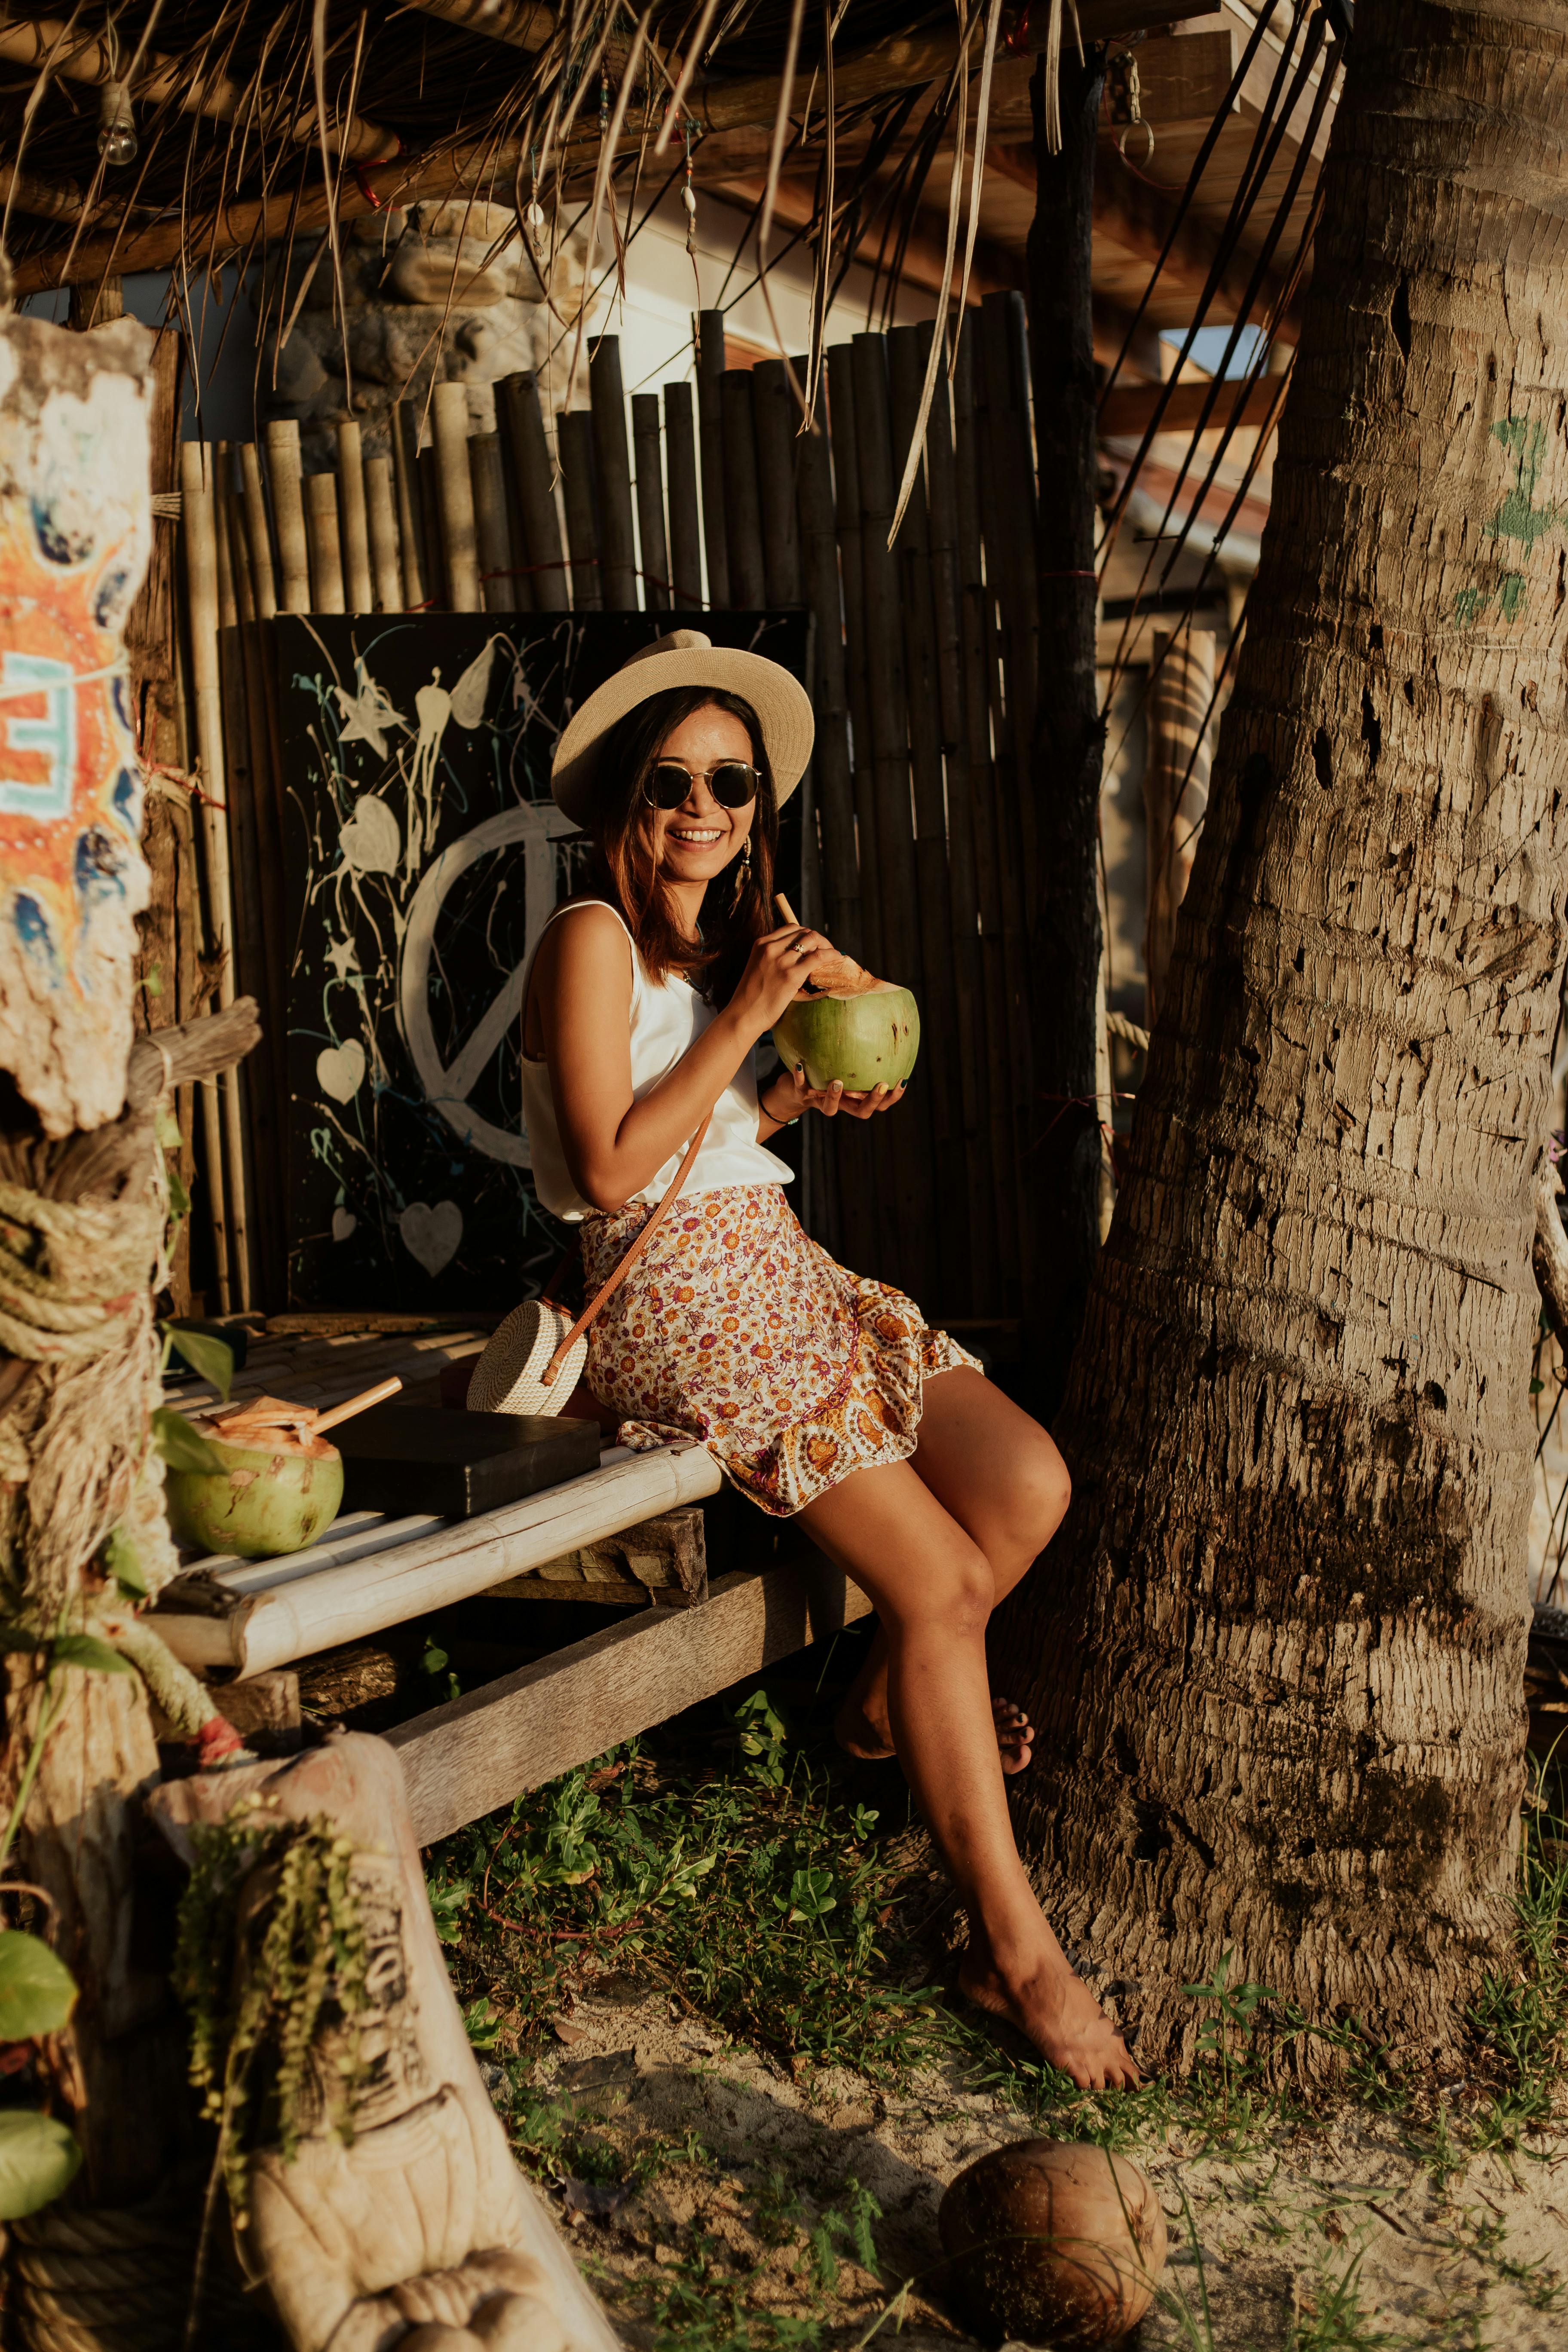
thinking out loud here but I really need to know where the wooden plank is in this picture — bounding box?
[389,1550,875,1845]
[1105,27,1237,132]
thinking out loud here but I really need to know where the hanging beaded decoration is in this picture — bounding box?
[525,144,547,275]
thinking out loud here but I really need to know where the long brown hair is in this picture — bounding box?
[587,685,778,1003]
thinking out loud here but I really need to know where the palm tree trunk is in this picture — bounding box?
[1007,0,1563,2070]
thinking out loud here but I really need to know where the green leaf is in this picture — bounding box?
[165,1166,191,1220]
[0,2110,82,2220]
[51,1634,133,1677]
[0,1930,77,2040]
[151,1407,226,1475]
[144,962,164,1000]
[164,1325,234,1401]
[101,1525,149,1599]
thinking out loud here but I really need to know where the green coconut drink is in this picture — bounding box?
[772,980,920,1094]
[164,1420,344,1560]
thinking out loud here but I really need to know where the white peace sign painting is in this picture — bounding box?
[398,800,579,1170]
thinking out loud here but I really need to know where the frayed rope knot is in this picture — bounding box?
[0,1180,162,1363]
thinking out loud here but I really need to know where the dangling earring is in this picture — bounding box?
[729,834,753,912]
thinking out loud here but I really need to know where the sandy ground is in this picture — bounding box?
[488,1978,1568,2351]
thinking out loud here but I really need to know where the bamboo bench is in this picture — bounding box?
[153,1316,872,1844]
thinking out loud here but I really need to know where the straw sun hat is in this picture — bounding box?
[550,628,815,826]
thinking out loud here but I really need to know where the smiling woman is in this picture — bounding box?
[498,628,1138,2092]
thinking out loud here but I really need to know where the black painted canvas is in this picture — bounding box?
[276,611,809,1310]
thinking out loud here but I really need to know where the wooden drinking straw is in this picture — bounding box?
[312,1375,404,1435]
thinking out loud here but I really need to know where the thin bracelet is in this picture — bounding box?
[762,1075,800,1128]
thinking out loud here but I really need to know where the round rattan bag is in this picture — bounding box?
[467,1299,586,1418]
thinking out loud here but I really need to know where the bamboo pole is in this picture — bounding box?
[265,419,310,612]
[498,371,568,612]
[391,401,429,608]
[432,381,482,612]
[663,381,703,608]
[793,386,859,959]
[336,420,374,615]
[215,465,286,1305]
[589,337,638,609]
[631,392,671,612]
[955,330,1028,1295]
[888,325,969,1315]
[824,349,882,975]
[179,440,250,1309]
[558,410,602,610]
[238,443,278,619]
[979,292,1040,888]
[417,443,449,610]
[751,359,802,607]
[720,370,766,607]
[470,430,515,612]
[850,331,934,1302]
[697,310,730,608]
[228,473,292,1177]
[304,472,346,613]
[918,321,998,1312]
[365,455,403,610]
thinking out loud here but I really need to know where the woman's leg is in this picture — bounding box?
[799,1457,1138,2090]
[836,1369,1066,1770]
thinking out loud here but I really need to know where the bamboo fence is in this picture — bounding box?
[179,297,1043,1326]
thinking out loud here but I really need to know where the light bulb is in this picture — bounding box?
[98,81,138,166]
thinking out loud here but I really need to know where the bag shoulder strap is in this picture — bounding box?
[543,1113,712,1385]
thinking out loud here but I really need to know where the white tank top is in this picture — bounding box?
[518,899,794,1222]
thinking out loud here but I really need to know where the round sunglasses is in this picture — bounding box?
[643,758,760,811]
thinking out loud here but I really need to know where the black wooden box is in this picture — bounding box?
[335,1405,601,1519]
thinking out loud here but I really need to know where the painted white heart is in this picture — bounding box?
[331,1207,357,1242]
[400,1199,462,1277]
[338,793,401,875]
[317,1040,366,1104]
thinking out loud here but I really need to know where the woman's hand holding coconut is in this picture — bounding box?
[522,631,1139,2092]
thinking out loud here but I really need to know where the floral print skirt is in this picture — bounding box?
[580,1182,980,1518]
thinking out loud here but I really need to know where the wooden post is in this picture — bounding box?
[559,409,602,610]
[751,359,803,607]
[305,471,346,613]
[720,370,766,607]
[697,309,730,607]
[239,442,278,619]
[498,371,568,612]
[1144,628,1215,1025]
[391,400,429,608]
[336,420,374,615]
[266,418,311,613]
[663,380,703,608]
[631,392,671,611]
[471,430,515,612]
[432,382,482,611]
[589,337,638,608]
[1025,48,1107,1397]
[366,454,403,610]
[794,389,860,958]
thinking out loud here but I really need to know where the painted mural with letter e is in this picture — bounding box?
[276,610,808,1310]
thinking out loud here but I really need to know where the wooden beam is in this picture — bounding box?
[0,10,398,163]
[389,1550,874,1846]
[1101,29,1237,132]
[402,0,555,50]
[709,174,1026,306]
[1098,374,1279,437]
[0,159,83,221]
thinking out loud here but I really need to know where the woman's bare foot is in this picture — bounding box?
[958,1930,1141,2091]
[835,1686,1035,1771]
